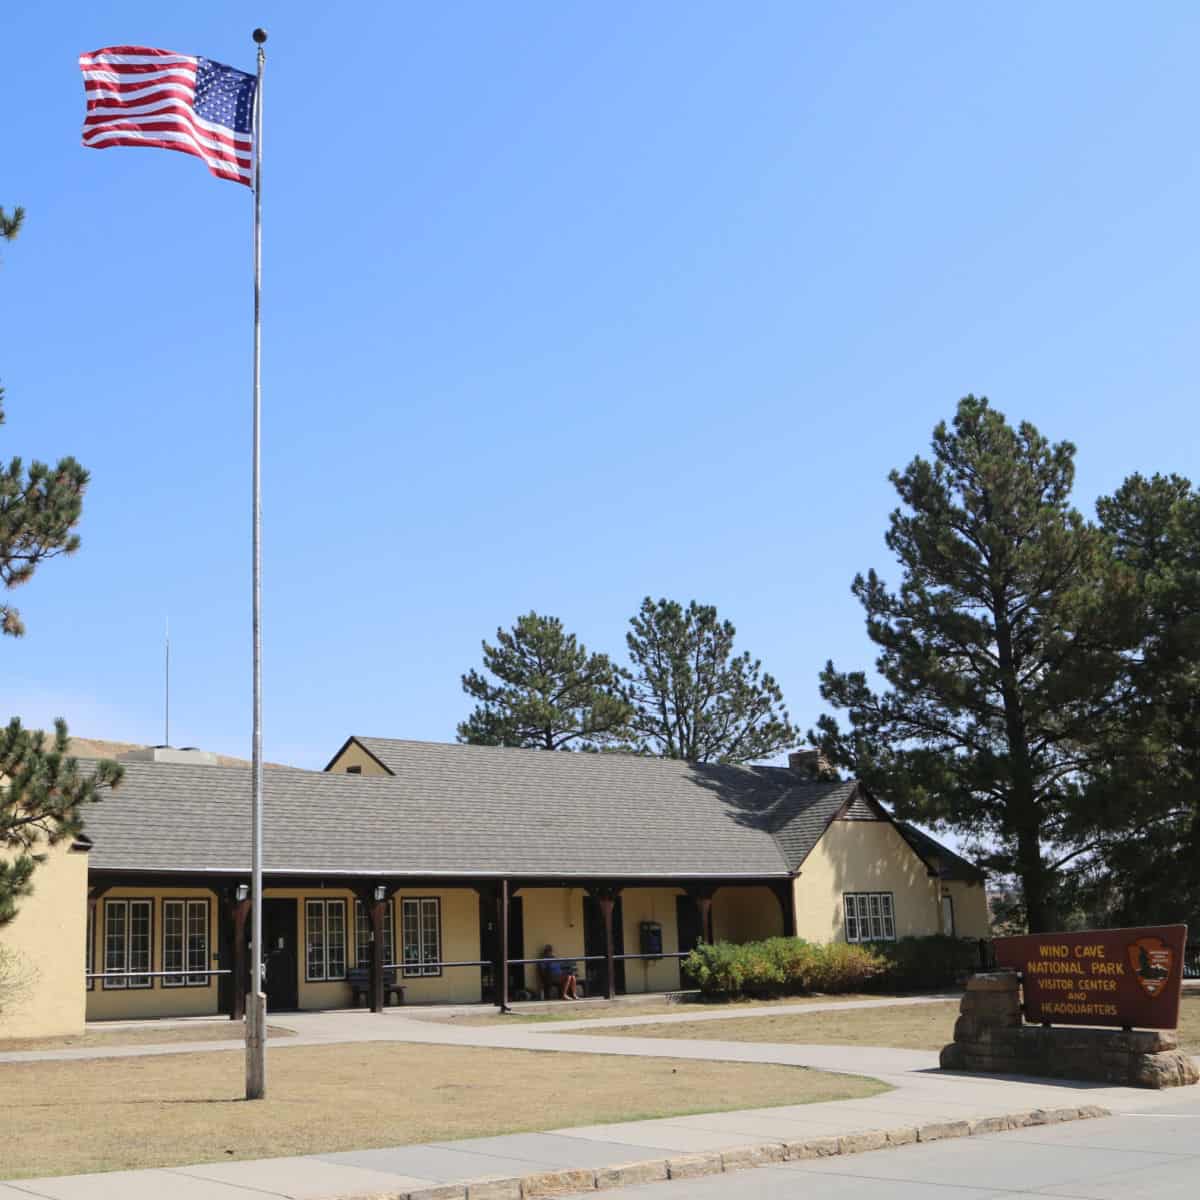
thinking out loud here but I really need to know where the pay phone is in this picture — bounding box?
[639,920,663,959]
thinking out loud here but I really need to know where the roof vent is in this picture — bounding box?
[118,746,219,766]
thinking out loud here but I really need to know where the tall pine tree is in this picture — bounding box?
[1,206,121,926]
[625,597,798,763]
[1074,473,1200,926]
[812,397,1131,932]
[459,611,632,750]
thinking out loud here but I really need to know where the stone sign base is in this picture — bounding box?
[940,972,1199,1089]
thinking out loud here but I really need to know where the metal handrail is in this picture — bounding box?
[505,954,609,966]
[380,959,491,971]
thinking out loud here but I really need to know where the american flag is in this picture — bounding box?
[79,46,256,187]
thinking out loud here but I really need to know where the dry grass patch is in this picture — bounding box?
[592,1000,963,1050]
[1176,993,1199,1053]
[0,1041,886,1179]
[421,992,888,1027]
[591,993,1200,1054]
[0,1023,294,1053]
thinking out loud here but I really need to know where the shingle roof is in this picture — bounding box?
[74,740,816,879]
[895,821,986,883]
[80,738,980,881]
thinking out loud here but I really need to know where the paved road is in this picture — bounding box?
[593,1089,1200,1198]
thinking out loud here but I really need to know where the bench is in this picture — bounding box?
[347,966,405,1007]
[537,958,585,1000]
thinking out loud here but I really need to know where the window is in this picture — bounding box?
[941,894,956,938]
[86,902,95,990]
[843,893,896,943]
[163,899,210,986]
[401,897,441,977]
[345,765,362,775]
[103,898,153,988]
[355,898,395,969]
[305,898,347,981]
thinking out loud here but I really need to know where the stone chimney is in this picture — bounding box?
[788,748,831,780]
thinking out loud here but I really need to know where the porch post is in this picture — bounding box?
[498,878,510,1013]
[592,886,621,1000]
[768,880,796,938]
[354,885,389,1014]
[231,892,250,1022]
[601,895,615,1000]
[370,893,385,1013]
[688,886,715,945]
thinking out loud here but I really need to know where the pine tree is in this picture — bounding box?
[459,612,633,750]
[1077,473,1200,926]
[812,397,1131,932]
[1,720,122,925]
[1,206,122,925]
[625,597,798,763]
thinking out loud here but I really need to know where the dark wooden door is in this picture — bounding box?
[262,898,298,1012]
[583,895,625,995]
[479,894,524,1000]
[676,895,703,988]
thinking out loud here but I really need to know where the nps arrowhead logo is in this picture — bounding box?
[1127,936,1173,998]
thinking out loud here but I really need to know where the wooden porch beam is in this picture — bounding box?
[589,885,622,1000]
[227,890,251,1022]
[497,879,511,1013]
[767,879,796,938]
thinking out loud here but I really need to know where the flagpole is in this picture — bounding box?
[246,25,268,1102]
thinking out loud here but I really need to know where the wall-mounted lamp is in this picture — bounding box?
[235,883,250,903]
[373,884,387,902]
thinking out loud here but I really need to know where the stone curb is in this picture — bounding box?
[343,1106,1111,1200]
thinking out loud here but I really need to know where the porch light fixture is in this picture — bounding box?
[235,883,250,903]
[373,884,387,902]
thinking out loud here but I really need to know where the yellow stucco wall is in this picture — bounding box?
[325,741,391,775]
[1,841,89,1039]
[620,887,684,994]
[86,887,222,1021]
[392,888,481,1004]
[793,818,941,942]
[518,886,586,993]
[940,879,991,939]
[712,885,785,944]
[264,886,484,1008]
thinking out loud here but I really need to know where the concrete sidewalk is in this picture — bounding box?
[0,993,962,1065]
[4,1006,1192,1200]
[0,1085,1162,1200]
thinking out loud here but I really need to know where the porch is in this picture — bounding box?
[83,874,794,1021]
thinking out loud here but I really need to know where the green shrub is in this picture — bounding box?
[682,937,886,998]
[805,941,888,992]
[868,935,982,990]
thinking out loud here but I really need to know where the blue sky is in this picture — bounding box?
[3,3,1197,771]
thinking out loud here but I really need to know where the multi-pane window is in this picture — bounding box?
[103,898,152,988]
[843,892,896,943]
[355,899,395,969]
[401,897,441,977]
[305,898,347,981]
[163,899,210,986]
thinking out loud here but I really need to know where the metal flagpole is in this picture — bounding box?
[246,25,268,1102]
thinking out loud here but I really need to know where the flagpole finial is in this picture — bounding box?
[252,28,268,44]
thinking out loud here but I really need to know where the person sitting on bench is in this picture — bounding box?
[540,944,578,999]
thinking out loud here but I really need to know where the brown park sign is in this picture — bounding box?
[994,924,1188,1030]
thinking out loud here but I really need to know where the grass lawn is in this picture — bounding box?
[0,1042,887,1179]
[589,993,1200,1054]
[0,1023,294,1053]
[421,992,892,1027]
